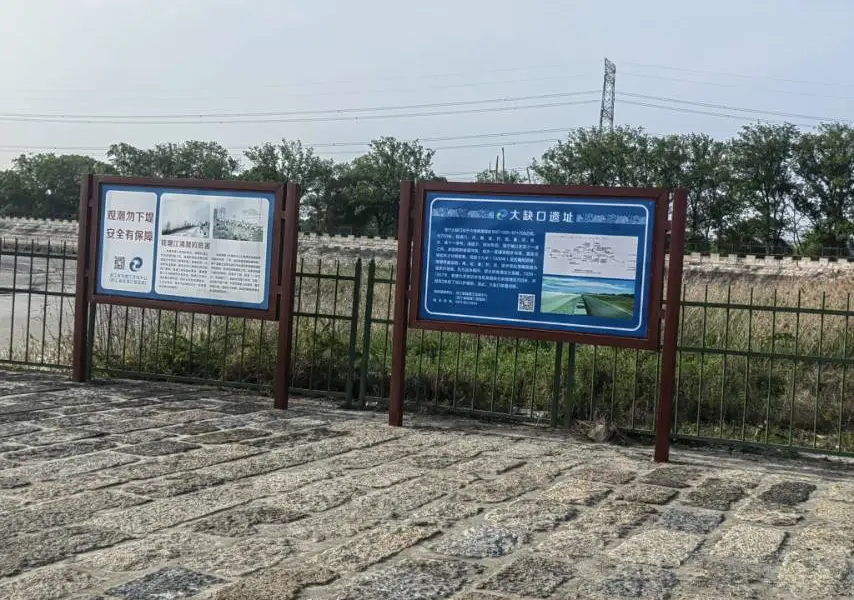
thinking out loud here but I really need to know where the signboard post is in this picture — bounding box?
[390,181,687,462]
[72,176,300,410]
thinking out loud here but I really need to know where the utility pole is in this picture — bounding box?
[599,58,616,131]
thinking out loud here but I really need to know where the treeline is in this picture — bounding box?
[0,137,439,237]
[1,122,854,253]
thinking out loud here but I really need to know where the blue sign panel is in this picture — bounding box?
[418,192,656,338]
[96,184,276,310]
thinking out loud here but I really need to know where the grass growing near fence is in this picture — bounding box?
[4,250,854,454]
[78,259,854,453]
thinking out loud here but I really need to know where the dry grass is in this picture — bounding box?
[4,254,854,453]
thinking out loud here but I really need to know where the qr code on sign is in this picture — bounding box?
[517,293,535,312]
[113,256,126,270]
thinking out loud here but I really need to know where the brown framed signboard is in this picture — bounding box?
[72,175,301,410]
[390,181,687,462]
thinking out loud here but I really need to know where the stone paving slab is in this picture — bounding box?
[2,371,854,599]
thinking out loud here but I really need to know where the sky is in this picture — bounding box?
[1,0,853,178]
[541,276,635,296]
[159,196,210,228]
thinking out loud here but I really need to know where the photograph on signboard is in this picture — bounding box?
[540,275,635,319]
[153,192,271,307]
[158,197,211,238]
[212,197,266,242]
[539,232,638,321]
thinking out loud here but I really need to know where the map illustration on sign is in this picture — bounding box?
[539,233,638,320]
[97,185,275,310]
[417,192,656,338]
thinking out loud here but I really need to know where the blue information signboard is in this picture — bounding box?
[95,183,276,310]
[417,191,656,338]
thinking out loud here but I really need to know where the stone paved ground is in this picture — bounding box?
[2,370,854,599]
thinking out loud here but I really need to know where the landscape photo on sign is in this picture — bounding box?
[539,231,639,321]
[159,197,211,238]
[212,197,265,242]
[540,275,635,320]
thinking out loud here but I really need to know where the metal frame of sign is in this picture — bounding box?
[389,180,687,462]
[71,175,301,410]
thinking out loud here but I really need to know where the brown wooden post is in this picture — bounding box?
[654,189,688,462]
[71,174,93,382]
[274,182,300,410]
[388,181,414,426]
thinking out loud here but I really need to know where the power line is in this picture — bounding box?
[0,98,600,125]
[4,61,598,95]
[0,137,569,160]
[621,71,854,102]
[0,126,582,154]
[621,61,854,90]
[322,137,564,155]
[0,90,599,121]
[618,99,819,128]
[14,59,844,97]
[617,92,854,124]
[5,73,594,103]
[323,126,577,147]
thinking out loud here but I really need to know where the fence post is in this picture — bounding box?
[8,239,19,361]
[655,189,688,462]
[72,174,93,382]
[358,260,376,408]
[344,259,362,407]
[550,343,563,428]
[85,304,96,379]
[563,343,577,428]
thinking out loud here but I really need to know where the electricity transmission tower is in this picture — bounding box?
[599,58,616,130]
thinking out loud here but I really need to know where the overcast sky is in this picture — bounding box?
[1,0,853,177]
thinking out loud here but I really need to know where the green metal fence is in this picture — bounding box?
[2,238,854,455]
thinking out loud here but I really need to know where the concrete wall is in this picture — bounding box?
[3,217,854,277]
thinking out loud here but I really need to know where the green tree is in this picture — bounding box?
[107,141,239,180]
[531,126,655,186]
[728,123,800,253]
[682,134,734,248]
[0,170,29,217]
[649,134,688,189]
[475,167,527,183]
[794,123,854,251]
[649,133,734,250]
[346,137,439,236]
[10,153,112,219]
[242,139,337,231]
